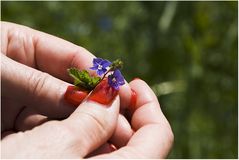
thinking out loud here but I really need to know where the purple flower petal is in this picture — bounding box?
[118,80,125,85]
[108,69,125,90]
[93,58,103,64]
[90,58,112,76]
[97,69,107,76]
[90,66,98,70]
[102,60,112,68]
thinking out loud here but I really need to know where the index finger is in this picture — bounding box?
[2,22,132,113]
[2,21,95,82]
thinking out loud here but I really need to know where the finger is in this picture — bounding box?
[93,79,174,159]
[2,81,120,158]
[16,110,134,149]
[14,111,133,152]
[1,131,15,139]
[14,107,49,131]
[1,54,75,118]
[2,54,132,120]
[109,114,134,148]
[13,111,129,156]
[119,80,132,109]
[2,22,132,114]
[2,21,95,82]
[62,79,121,157]
[1,97,24,132]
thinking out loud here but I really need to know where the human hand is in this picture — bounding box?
[1,22,173,158]
[1,21,132,158]
[91,79,174,158]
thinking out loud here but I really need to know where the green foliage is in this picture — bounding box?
[1,1,237,158]
[68,68,100,90]
[110,59,124,70]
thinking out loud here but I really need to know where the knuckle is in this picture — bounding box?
[66,109,111,145]
[28,71,50,97]
[69,47,94,69]
[62,111,110,157]
[44,121,77,143]
[64,109,110,137]
[79,110,108,137]
[37,121,84,156]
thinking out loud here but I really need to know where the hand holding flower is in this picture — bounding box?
[64,57,125,106]
[1,22,173,158]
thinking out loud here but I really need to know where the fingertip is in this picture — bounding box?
[129,78,158,109]
[119,81,131,109]
[131,102,162,130]
[129,77,145,85]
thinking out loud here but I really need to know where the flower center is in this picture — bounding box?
[98,65,103,70]
[112,77,117,83]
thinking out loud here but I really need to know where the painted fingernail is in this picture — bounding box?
[109,143,117,152]
[129,89,137,111]
[64,86,88,107]
[125,88,137,121]
[133,77,141,81]
[88,79,118,106]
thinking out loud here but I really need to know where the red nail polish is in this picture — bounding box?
[88,79,118,106]
[109,144,117,152]
[129,89,137,111]
[64,86,88,107]
[133,77,141,81]
[125,88,137,121]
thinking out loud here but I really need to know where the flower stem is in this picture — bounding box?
[98,68,112,84]
[96,59,123,87]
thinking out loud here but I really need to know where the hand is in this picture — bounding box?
[1,21,132,158]
[92,79,174,158]
[1,21,173,158]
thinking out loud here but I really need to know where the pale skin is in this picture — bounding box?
[1,21,174,158]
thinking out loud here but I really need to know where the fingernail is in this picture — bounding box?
[125,88,137,121]
[109,144,117,152]
[129,88,137,110]
[133,77,141,81]
[64,86,88,107]
[88,79,118,106]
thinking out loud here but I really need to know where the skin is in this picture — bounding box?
[1,21,174,158]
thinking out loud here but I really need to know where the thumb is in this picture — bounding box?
[1,54,75,118]
[1,79,120,158]
[63,79,120,157]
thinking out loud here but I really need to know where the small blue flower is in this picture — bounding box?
[90,58,112,76]
[108,69,125,90]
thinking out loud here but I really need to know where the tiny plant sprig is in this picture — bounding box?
[101,59,124,83]
[68,58,125,91]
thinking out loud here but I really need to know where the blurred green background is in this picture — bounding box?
[1,1,238,158]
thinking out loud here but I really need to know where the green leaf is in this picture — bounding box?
[89,77,101,87]
[68,68,101,90]
[110,59,123,70]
